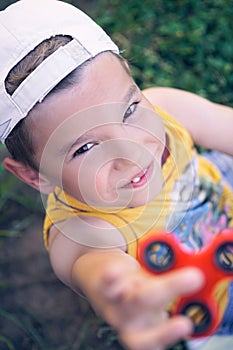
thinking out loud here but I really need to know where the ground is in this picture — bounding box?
[0,212,123,350]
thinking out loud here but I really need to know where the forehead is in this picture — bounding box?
[55,52,133,108]
[76,52,133,105]
[30,53,135,153]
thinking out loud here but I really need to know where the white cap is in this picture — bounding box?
[0,0,119,143]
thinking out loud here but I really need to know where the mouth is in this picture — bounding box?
[123,162,153,189]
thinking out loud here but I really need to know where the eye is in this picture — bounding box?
[123,101,139,122]
[72,142,95,158]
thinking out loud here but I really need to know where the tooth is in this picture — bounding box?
[132,176,140,183]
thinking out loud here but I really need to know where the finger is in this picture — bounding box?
[120,315,193,350]
[125,267,205,307]
[159,267,205,299]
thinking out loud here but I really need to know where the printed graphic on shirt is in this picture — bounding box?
[167,158,233,251]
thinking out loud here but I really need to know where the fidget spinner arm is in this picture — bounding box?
[137,229,233,337]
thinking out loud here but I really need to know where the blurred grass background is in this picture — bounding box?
[0,0,233,349]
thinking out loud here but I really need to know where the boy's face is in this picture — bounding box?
[33,53,166,208]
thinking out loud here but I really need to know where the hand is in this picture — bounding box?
[98,266,204,350]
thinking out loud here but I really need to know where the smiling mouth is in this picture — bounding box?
[131,168,148,183]
[123,163,153,189]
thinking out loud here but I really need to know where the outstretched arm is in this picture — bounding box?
[143,87,233,156]
[72,248,203,350]
[48,221,204,350]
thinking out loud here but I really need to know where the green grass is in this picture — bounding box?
[0,145,43,237]
[91,0,233,106]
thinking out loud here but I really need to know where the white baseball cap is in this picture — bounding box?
[0,0,119,143]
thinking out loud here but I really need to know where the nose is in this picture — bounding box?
[113,158,134,171]
[102,125,152,172]
[107,138,149,173]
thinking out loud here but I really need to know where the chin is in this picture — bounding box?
[128,194,151,208]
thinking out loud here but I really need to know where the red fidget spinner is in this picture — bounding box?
[137,228,233,337]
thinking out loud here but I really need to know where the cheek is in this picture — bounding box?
[74,158,117,206]
[61,167,79,192]
[95,164,112,196]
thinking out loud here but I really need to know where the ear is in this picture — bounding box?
[3,157,55,194]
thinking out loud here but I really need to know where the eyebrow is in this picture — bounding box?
[123,84,138,103]
[58,133,91,157]
[58,84,139,157]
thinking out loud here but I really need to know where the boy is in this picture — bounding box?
[1,1,233,349]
